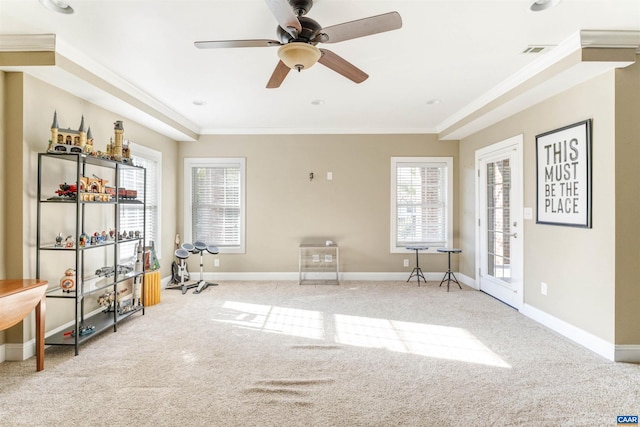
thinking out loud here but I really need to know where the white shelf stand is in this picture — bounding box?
[298,243,339,285]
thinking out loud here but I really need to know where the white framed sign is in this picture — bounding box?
[536,119,592,228]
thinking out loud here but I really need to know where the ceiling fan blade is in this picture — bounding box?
[318,49,368,84]
[321,12,402,44]
[195,39,281,49]
[264,0,302,38]
[266,60,291,88]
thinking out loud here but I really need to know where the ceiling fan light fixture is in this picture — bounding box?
[277,42,321,71]
[529,0,561,11]
[39,0,74,14]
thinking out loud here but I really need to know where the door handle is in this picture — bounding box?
[510,232,518,239]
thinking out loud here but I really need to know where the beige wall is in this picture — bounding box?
[2,73,178,344]
[614,59,640,344]
[21,74,178,280]
[459,68,633,344]
[4,72,26,344]
[2,59,637,356]
[0,71,5,279]
[0,71,5,346]
[178,134,460,274]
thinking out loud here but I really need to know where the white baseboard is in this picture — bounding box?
[614,345,640,363]
[457,272,477,289]
[340,272,447,281]
[2,306,108,362]
[4,342,32,362]
[520,303,623,362]
[163,271,463,284]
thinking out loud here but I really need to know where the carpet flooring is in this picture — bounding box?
[0,280,638,426]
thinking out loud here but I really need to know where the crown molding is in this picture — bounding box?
[0,34,56,52]
[0,34,200,142]
[438,30,640,141]
[579,29,640,51]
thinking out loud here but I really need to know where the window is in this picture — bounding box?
[119,144,161,262]
[390,157,453,253]
[184,157,245,253]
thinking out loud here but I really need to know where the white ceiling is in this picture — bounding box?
[1,0,639,141]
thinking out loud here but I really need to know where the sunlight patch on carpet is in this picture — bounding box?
[334,314,511,368]
[213,301,325,339]
[212,301,510,368]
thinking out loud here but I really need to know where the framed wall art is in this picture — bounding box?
[535,119,592,228]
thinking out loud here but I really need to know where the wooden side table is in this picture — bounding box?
[0,279,48,371]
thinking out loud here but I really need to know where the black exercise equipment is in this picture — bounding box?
[165,248,197,294]
[188,241,219,294]
[170,234,190,285]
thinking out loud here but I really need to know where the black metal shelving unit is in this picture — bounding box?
[36,152,146,355]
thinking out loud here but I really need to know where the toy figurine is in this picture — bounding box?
[97,291,117,311]
[60,268,76,293]
[79,233,88,247]
[55,232,64,247]
[64,235,74,248]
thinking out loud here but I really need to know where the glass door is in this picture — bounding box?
[476,136,523,309]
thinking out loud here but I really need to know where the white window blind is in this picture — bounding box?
[119,145,161,262]
[391,157,453,252]
[184,158,245,253]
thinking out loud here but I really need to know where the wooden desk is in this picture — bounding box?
[0,279,48,371]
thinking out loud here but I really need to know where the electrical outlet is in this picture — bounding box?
[214,259,220,267]
[403,259,409,267]
[541,282,548,296]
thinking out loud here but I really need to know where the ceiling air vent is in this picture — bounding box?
[522,45,553,54]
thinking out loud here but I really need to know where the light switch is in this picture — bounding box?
[327,171,333,180]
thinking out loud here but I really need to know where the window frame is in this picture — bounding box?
[119,143,162,262]
[183,157,246,254]
[390,156,453,254]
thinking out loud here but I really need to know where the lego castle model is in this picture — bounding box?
[47,111,131,162]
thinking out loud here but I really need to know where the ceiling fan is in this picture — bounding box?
[194,0,402,88]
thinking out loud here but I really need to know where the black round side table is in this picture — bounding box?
[406,246,429,286]
[437,248,462,291]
